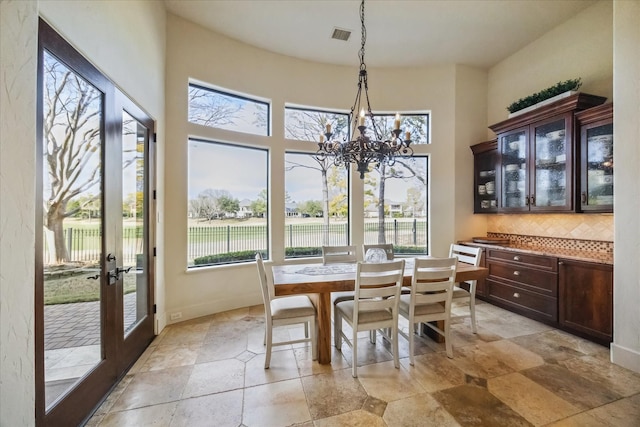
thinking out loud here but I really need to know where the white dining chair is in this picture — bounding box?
[363,243,394,261]
[255,253,317,368]
[398,257,457,364]
[334,259,405,377]
[323,245,359,306]
[322,245,358,264]
[449,244,483,333]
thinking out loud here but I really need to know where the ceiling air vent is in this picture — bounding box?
[331,27,351,41]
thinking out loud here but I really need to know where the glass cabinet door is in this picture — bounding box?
[583,122,613,208]
[500,129,527,211]
[475,150,498,212]
[531,117,571,210]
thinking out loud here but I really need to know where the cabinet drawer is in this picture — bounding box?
[486,249,557,272]
[487,280,558,322]
[488,261,558,296]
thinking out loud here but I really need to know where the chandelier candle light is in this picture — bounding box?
[315,0,413,179]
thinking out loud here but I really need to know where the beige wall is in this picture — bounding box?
[486,0,614,241]
[611,0,640,372]
[163,14,487,323]
[0,1,166,425]
[488,0,613,127]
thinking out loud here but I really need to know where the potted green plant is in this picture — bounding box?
[507,78,582,117]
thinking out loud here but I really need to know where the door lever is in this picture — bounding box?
[117,266,133,275]
[108,267,132,285]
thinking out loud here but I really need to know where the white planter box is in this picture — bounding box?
[508,90,578,118]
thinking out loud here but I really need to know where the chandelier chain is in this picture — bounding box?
[314,0,414,179]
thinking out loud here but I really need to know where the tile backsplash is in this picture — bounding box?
[486,214,613,242]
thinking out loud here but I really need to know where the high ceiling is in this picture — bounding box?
[164,0,597,69]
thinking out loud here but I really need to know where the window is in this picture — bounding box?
[187,139,269,267]
[188,83,270,136]
[285,106,349,142]
[368,113,430,144]
[284,152,349,258]
[364,156,429,255]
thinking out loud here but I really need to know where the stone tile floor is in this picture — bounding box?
[86,301,640,426]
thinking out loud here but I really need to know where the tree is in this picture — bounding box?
[188,86,242,127]
[42,53,102,262]
[298,200,323,217]
[327,167,348,217]
[405,185,425,218]
[218,195,240,217]
[250,189,267,218]
[284,110,349,244]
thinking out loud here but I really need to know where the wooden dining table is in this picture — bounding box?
[272,258,489,364]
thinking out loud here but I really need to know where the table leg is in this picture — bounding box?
[311,292,332,364]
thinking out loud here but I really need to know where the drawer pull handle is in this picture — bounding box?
[513,293,520,298]
[513,270,520,276]
[513,256,520,261]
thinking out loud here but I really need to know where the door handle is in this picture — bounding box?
[108,266,132,285]
[117,266,133,275]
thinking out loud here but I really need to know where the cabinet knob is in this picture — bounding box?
[513,256,520,261]
[559,261,564,266]
[513,270,520,276]
[513,293,520,298]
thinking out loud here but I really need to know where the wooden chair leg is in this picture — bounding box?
[444,319,453,359]
[392,323,400,369]
[334,311,342,350]
[409,322,416,366]
[264,325,273,368]
[470,296,477,334]
[351,328,358,378]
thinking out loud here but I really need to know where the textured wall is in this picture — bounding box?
[0,1,38,425]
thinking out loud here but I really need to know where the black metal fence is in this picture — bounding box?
[47,220,428,264]
[44,227,143,264]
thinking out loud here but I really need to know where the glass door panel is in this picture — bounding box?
[533,118,569,208]
[38,20,155,425]
[585,123,614,206]
[42,50,105,408]
[500,130,527,210]
[121,112,148,336]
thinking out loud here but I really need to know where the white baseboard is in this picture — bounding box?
[162,293,262,327]
[611,342,640,373]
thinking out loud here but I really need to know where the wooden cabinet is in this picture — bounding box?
[575,103,614,213]
[485,248,558,323]
[559,259,613,344]
[471,140,498,213]
[472,93,607,214]
[496,114,575,212]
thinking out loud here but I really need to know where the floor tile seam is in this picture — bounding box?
[243,373,310,391]
[179,383,248,401]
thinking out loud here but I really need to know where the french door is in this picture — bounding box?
[36,19,155,426]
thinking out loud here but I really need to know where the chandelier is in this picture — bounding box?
[315,0,413,179]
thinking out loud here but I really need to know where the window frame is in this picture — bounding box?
[186,138,270,268]
[188,82,272,137]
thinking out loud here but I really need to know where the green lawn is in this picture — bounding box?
[44,270,137,305]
